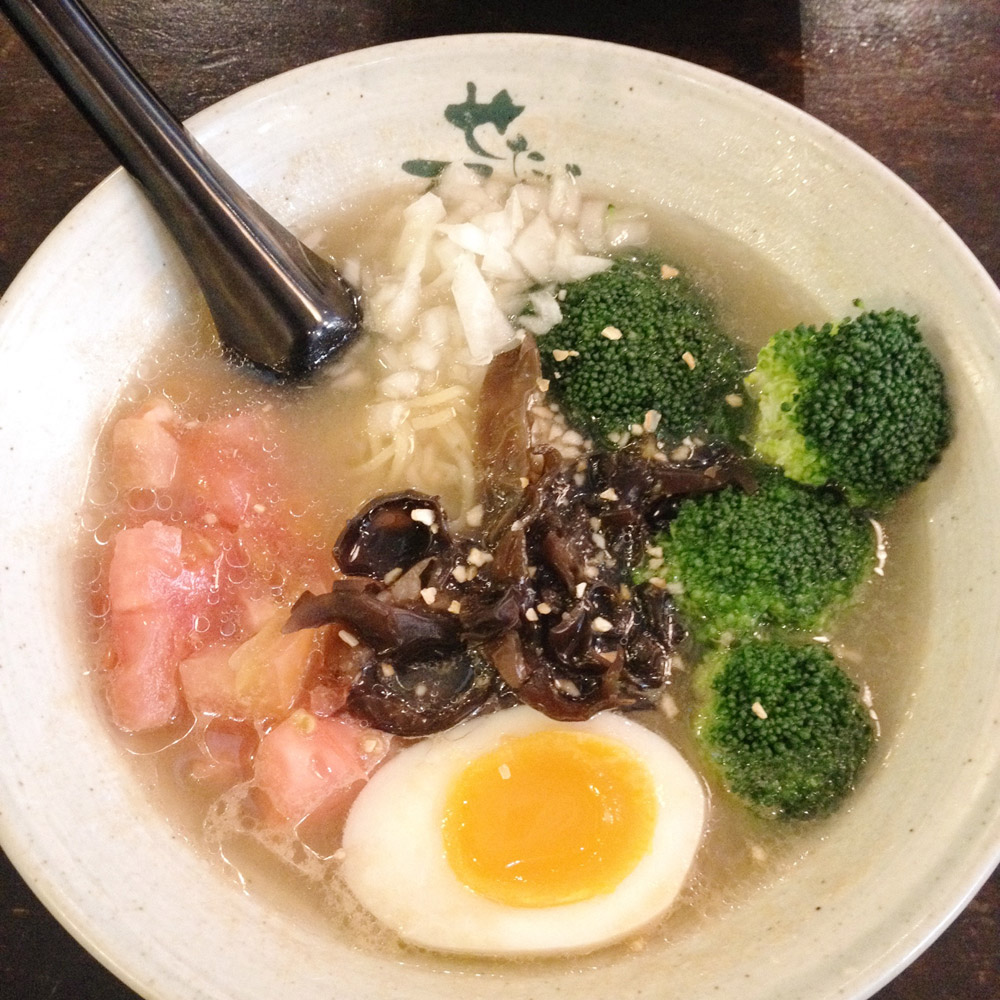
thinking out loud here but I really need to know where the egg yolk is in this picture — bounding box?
[441,729,657,908]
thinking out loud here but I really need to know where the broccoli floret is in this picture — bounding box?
[639,471,875,639]
[745,308,951,508]
[693,637,874,818]
[537,254,749,445]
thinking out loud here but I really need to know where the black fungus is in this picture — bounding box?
[287,337,757,734]
[476,336,545,525]
[333,491,450,579]
[285,578,461,659]
[346,649,508,737]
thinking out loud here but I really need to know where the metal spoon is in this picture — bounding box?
[0,0,362,378]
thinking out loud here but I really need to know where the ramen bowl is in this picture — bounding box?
[0,33,998,1000]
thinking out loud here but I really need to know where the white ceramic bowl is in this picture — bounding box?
[1,34,998,1000]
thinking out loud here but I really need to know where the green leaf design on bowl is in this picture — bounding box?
[402,82,580,181]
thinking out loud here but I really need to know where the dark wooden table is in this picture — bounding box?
[1,1,998,997]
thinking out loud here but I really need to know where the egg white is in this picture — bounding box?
[340,705,706,956]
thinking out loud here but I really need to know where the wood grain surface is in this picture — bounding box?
[1,1,997,998]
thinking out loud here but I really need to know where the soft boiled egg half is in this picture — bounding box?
[340,705,706,956]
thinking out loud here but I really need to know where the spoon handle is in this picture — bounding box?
[0,0,359,377]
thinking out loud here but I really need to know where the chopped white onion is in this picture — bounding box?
[451,253,517,364]
[511,210,558,281]
[351,172,649,510]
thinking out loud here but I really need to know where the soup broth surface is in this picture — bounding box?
[77,175,931,970]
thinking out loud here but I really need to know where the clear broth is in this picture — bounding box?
[76,183,931,970]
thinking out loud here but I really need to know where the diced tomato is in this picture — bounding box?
[307,682,351,718]
[106,608,182,732]
[177,642,241,718]
[235,519,333,601]
[106,520,224,732]
[109,520,198,611]
[177,410,279,530]
[101,400,336,733]
[179,606,318,722]
[239,590,282,635]
[178,409,330,593]
[229,607,317,719]
[253,711,391,827]
[110,399,180,492]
